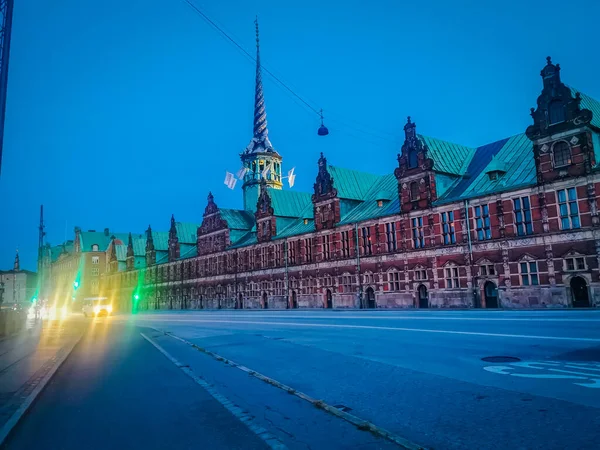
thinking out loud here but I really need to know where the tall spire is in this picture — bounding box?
[246,17,273,153]
[13,249,19,271]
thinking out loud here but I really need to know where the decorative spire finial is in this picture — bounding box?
[14,249,20,271]
[248,17,272,151]
[546,56,552,65]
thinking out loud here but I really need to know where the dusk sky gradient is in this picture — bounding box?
[2,0,600,270]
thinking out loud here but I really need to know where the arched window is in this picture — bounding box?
[408,149,418,169]
[410,182,419,201]
[552,141,571,168]
[91,244,99,251]
[549,101,565,125]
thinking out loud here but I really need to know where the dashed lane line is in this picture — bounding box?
[135,319,600,342]
[140,332,286,450]
[156,328,427,450]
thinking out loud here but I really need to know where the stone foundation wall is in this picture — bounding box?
[375,292,414,308]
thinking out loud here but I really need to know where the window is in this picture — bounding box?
[288,241,297,264]
[275,244,282,266]
[91,280,99,294]
[410,182,419,201]
[552,141,571,168]
[387,271,401,291]
[91,244,99,251]
[340,274,353,293]
[520,261,539,286]
[91,256,99,264]
[322,235,331,260]
[480,264,495,276]
[513,197,533,236]
[564,257,586,271]
[445,266,459,288]
[260,247,268,268]
[408,149,418,169]
[549,101,565,125]
[557,188,580,230]
[411,217,425,248]
[474,205,491,240]
[261,222,267,237]
[414,268,427,281]
[361,227,372,255]
[341,230,351,257]
[385,222,397,252]
[441,211,456,245]
[91,268,100,276]
[305,238,313,263]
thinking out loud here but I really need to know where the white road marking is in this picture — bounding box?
[128,313,600,322]
[484,361,600,388]
[132,318,600,342]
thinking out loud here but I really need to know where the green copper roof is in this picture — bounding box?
[570,87,600,129]
[437,133,535,203]
[80,231,128,252]
[220,209,254,230]
[420,135,475,176]
[175,222,200,244]
[229,231,257,249]
[179,244,197,259]
[276,218,315,240]
[269,189,313,218]
[115,245,127,262]
[338,173,399,224]
[328,165,381,201]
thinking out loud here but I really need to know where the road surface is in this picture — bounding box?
[4,310,600,449]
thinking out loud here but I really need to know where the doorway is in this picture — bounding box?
[326,289,333,309]
[237,293,243,309]
[365,287,376,309]
[418,285,428,308]
[484,281,499,308]
[291,291,298,309]
[262,292,268,309]
[571,277,590,308]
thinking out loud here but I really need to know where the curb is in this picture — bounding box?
[155,328,426,450]
[140,332,286,450]
[0,332,84,446]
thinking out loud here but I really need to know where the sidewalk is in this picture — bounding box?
[0,316,85,443]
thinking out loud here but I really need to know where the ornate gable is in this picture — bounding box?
[197,192,229,255]
[312,153,340,231]
[168,214,180,262]
[199,192,228,235]
[256,179,276,242]
[526,57,592,140]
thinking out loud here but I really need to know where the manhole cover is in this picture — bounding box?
[482,356,521,363]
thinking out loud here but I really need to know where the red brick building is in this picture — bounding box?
[102,55,600,311]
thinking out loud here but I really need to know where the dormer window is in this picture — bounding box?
[91,244,99,252]
[552,141,571,168]
[549,100,565,125]
[410,182,419,201]
[408,149,418,169]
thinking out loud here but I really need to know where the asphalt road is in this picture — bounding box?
[5,310,600,449]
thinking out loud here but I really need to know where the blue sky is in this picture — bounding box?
[2,0,599,270]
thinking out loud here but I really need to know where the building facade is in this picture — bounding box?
[93,53,600,312]
[0,251,36,306]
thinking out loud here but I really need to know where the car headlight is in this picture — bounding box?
[93,305,100,314]
[106,305,113,313]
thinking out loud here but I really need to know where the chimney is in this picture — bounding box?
[104,228,109,236]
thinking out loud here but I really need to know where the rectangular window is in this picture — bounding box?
[445,267,459,288]
[341,230,350,257]
[480,264,495,276]
[385,222,397,252]
[361,227,372,255]
[474,205,492,240]
[520,261,539,286]
[564,257,586,271]
[323,235,331,260]
[275,244,282,266]
[387,272,401,291]
[557,188,580,230]
[305,238,313,263]
[415,268,427,281]
[441,211,456,245]
[91,268,100,276]
[513,197,533,236]
[412,217,425,248]
[91,280,99,294]
[289,241,296,265]
[260,247,268,268]
[91,256,99,264]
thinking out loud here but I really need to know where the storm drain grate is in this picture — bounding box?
[482,356,521,363]
[333,404,352,412]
